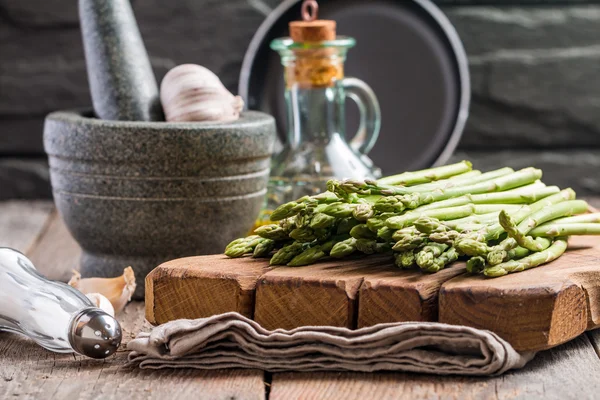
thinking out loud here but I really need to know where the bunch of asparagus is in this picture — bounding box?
[225,161,600,277]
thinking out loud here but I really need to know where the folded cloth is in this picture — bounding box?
[127,312,534,376]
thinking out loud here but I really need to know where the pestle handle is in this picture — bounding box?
[79,0,164,121]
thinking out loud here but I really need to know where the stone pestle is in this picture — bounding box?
[79,0,164,121]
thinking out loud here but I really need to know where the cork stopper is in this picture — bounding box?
[289,20,336,42]
[289,0,336,42]
[284,1,342,89]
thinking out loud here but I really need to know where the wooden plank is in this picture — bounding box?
[269,333,600,400]
[27,210,82,282]
[146,235,600,352]
[357,263,466,328]
[439,235,600,352]
[0,302,266,400]
[146,255,273,325]
[254,255,392,330]
[0,200,53,252]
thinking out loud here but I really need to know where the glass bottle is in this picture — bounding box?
[0,247,121,358]
[257,36,381,225]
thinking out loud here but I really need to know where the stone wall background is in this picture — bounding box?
[1,0,599,198]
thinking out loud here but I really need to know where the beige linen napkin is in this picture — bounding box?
[127,312,534,376]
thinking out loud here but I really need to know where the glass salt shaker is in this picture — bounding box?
[0,247,122,359]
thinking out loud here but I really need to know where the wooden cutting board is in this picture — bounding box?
[145,236,600,352]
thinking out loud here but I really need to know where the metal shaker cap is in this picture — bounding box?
[69,308,122,359]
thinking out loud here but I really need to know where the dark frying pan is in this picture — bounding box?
[239,0,470,175]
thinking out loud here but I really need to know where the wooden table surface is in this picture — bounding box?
[2,200,600,400]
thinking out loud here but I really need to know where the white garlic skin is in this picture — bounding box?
[160,64,244,123]
[85,293,115,317]
[69,267,136,315]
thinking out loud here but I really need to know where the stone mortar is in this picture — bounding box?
[44,110,275,298]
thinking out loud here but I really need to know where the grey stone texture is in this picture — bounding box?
[79,0,163,121]
[445,5,600,148]
[44,110,275,297]
[450,150,600,196]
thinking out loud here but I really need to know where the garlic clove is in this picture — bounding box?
[85,293,115,317]
[69,267,136,314]
[160,63,244,123]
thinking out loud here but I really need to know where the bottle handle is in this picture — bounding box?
[341,77,381,155]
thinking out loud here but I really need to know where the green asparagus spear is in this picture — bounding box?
[372,196,406,213]
[413,216,448,234]
[355,239,390,255]
[253,239,276,258]
[417,180,547,213]
[454,238,491,257]
[499,200,588,251]
[279,216,297,234]
[497,211,552,252]
[376,160,473,186]
[392,226,420,242]
[539,213,600,225]
[484,238,568,277]
[270,242,307,265]
[270,192,341,221]
[288,246,326,266]
[428,230,462,245]
[255,224,290,240]
[271,200,308,221]
[387,204,476,230]
[350,224,378,240]
[415,243,449,271]
[330,238,358,258]
[412,167,513,192]
[421,247,459,273]
[444,212,503,228]
[528,223,600,237]
[309,213,337,229]
[486,246,529,266]
[466,256,486,274]
[321,202,357,218]
[321,234,351,253]
[336,217,361,235]
[377,226,396,241]
[289,227,329,243]
[394,250,416,269]
[225,237,249,251]
[377,168,542,198]
[225,236,268,258]
[484,188,577,241]
[353,203,375,222]
[392,233,428,252]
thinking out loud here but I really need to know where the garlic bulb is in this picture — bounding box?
[85,293,115,317]
[69,267,136,314]
[160,64,244,122]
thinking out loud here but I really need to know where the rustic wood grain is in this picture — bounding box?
[357,263,467,328]
[28,210,82,282]
[0,302,266,400]
[439,235,600,352]
[269,333,600,400]
[0,200,53,252]
[146,255,273,325]
[254,255,392,330]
